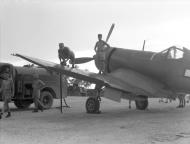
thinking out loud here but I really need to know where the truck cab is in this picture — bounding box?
[0,63,67,109]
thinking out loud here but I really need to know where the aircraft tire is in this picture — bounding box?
[135,96,148,110]
[40,91,53,109]
[86,97,100,113]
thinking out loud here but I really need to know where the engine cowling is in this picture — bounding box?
[94,47,116,73]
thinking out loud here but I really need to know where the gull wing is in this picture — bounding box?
[14,54,174,101]
[14,54,105,85]
[105,69,174,98]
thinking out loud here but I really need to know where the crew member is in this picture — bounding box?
[177,94,186,108]
[129,100,132,109]
[186,94,190,103]
[58,43,66,65]
[58,43,75,68]
[0,67,14,119]
[94,34,110,74]
[32,74,45,112]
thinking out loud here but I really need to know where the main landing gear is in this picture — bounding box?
[85,86,102,114]
[85,90,149,113]
[86,97,101,114]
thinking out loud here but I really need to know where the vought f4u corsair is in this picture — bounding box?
[15,24,190,113]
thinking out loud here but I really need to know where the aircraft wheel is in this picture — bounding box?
[86,97,100,113]
[135,96,148,110]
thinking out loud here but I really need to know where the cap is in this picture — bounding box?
[59,43,64,47]
[98,34,102,37]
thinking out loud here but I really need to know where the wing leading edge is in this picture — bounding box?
[14,54,106,86]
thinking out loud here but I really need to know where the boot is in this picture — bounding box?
[5,112,11,118]
[40,107,44,112]
[38,105,44,112]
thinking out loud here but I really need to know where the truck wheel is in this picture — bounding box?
[14,100,32,109]
[135,96,148,110]
[40,91,53,109]
[86,97,100,113]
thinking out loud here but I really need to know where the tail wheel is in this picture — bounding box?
[86,97,100,113]
[40,91,53,109]
[135,96,148,110]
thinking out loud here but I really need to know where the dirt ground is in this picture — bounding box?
[0,97,190,144]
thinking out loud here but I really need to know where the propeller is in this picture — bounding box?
[106,23,115,43]
[74,57,95,64]
[74,23,115,64]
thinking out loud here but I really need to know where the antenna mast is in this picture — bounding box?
[142,40,146,51]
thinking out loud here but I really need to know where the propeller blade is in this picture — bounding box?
[106,23,115,43]
[74,57,94,64]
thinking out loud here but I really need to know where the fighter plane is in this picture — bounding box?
[14,24,190,113]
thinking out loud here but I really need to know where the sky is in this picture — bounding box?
[1,0,190,71]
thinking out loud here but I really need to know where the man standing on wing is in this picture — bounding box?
[94,34,110,74]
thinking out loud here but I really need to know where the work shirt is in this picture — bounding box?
[94,40,107,52]
[32,79,45,98]
[58,47,75,65]
[68,51,75,61]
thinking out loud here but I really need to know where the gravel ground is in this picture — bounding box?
[1,97,190,144]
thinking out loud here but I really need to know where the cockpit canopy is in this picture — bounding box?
[160,46,185,59]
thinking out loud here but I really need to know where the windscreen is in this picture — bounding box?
[160,46,184,59]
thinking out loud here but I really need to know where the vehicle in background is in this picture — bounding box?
[0,63,67,109]
[67,77,93,96]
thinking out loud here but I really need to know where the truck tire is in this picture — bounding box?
[14,100,32,109]
[40,91,53,109]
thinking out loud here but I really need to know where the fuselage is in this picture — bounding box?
[95,47,190,94]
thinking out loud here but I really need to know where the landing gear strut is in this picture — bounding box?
[86,97,101,114]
